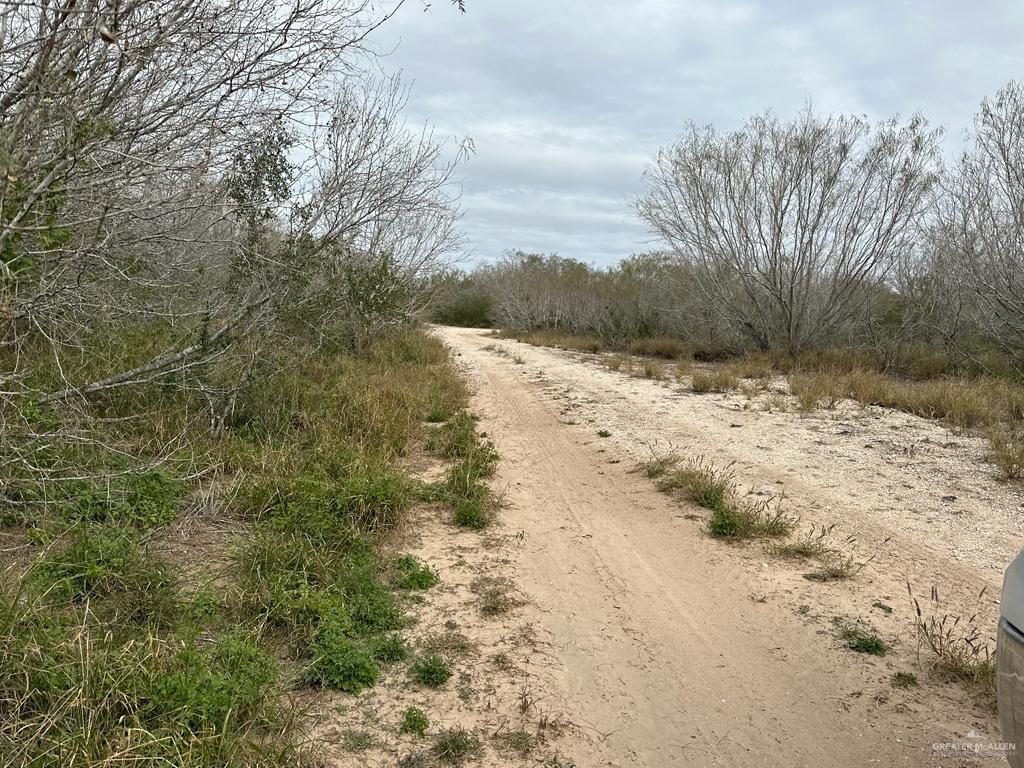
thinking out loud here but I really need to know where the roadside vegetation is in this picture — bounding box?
[0,330,492,765]
[0,0,487,764]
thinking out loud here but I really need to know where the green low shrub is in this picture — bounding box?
[409,653,452,688]
[306,618,379,693]
[393,554,439,590]
[401,706,430,737]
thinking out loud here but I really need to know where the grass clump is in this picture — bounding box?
[987,427,1024,479]
[372,632,409,664]
[637,359,665,379]
[914,590,996,694]
[233,526,402,640]
[28,526,174,606]
[656,457,734,510]
[788,371,844,411]
[401,707,430,737]
[597,429,611,438]
[766,524,834,560]
[427,412,479,459]
[803,538,878,582]
[445,432,498,530]
[0,599,293,767]
[493,729,539,757]
[650,455,795,540]
[393,554,439,590]
[628,336,688,359]
[691,369,739,393]
[432,727,483,766]
[410,653,453,688]
[518,331,603,353]
[642,453,681,479]
[0,329,470,766]
[840,624,888,656]
[603,353,630,372]
[707,496,795,540]
[892,671,918,688]
[42,470,187,530]
[341,728,377,751]
[471,575,517,617]
[453,492,491,530]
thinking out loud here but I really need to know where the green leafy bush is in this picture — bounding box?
[147,630,278,730]
[401,706,430,737]
[306,618,379,693]
[409,653,452,688]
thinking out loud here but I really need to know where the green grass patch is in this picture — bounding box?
[28,526,175,609]
[892,671,918,688]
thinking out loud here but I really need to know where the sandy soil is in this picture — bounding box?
[434,325,1018,768]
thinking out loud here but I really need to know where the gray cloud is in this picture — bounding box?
[372,0,1024,266]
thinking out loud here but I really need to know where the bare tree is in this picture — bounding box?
[0,0,466,487]
[944,81,1024,370]
[635,107,942,353]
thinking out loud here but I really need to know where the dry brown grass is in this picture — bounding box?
[691,369,739,393]
[913,586,996,696]
[787,371,845,411]
[987,427,1024,479]
[517,331,603,353]
[627,336,689,359]
[781,366,1024,431]
[636,359,666,380]
[603,353,630,372]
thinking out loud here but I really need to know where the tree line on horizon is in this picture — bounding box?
[433,81,1024,379]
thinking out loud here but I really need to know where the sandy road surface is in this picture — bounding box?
[438,325,1013,768]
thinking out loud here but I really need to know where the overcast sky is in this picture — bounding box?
[371,0,1024,267]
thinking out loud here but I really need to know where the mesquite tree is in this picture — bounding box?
[635,108,943,352]
[943,81,1024,370]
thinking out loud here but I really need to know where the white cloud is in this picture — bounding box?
[372,0,1024,266]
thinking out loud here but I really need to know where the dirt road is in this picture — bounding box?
[439,325,1010,768]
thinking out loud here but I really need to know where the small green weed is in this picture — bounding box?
[401,707,430,737]
[340,729,377,751]
[410,653,452,688]
[840,625,888,656]
[372,632,409,664]
[394,554,439,590]
[892,671,918,688]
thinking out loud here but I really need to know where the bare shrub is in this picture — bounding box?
[636,107,942,353]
